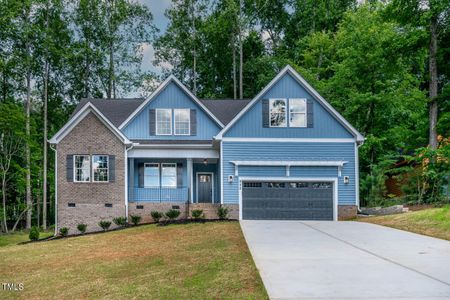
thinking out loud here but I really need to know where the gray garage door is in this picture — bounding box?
[242,181,334,220]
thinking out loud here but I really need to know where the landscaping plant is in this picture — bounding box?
[29,226,39,241]
[113,217,127,227]
[150,211,163,223]
[59,227,69,237]
[217,206,229,220]
[130,215,141,226]
[191,209,204,221]
[77,223,87,234]
[98,220,111,231]
[165,209,181,222]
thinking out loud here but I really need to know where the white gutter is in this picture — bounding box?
[49,144,58,236]
[124,143,135,221]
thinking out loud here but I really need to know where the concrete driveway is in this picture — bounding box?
[240,221,450,299]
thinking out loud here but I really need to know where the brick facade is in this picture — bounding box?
[56,112,126,233]
[338,205,358,220]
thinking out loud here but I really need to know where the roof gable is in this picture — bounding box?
[216,65,364,141]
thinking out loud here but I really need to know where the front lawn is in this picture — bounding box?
[0,222,267,299]
[0,231,53,247]
[357,206,450,241]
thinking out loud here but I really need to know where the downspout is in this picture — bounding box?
[49,144,57,236]
[125,143,135,222]
[356,139,365,214]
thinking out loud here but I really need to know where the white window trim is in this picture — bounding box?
[144,163,160,188]
[156,109,172,135]
[174,109,191,136]
[289,98,307,128]
[73,155,90,183]
[161,163,177,188]
[269,98,287,128]
[92,155,109,183]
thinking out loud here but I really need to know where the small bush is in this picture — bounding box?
[113,217,127,227]
[165,209,181,221]
[191,209,204,220]
[151,211,163,223]
[29,226,40,241]
[59,227,69,237]
[130,215,141,226]
[98,220,111,231]
[77,223,87,234]
[217,206,229,220]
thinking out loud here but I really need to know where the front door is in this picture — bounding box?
[197,173,213,203]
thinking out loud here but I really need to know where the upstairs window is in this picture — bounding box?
[161,163,177,187]
[174,109,190,135]
[92,155,109,182]
[269,99,287,127]
[144,163,159,187]
[156,109,172,135]
[74,155,90,182]
[289,99,307,127]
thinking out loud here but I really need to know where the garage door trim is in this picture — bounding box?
[238,177,338,221]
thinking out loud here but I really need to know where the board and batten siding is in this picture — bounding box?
[122,82,221,140]
[224,73,353,138]
[221,142,356,206]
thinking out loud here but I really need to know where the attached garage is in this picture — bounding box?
[241,180,336,220]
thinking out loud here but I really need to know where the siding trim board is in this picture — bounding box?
[220,138,356,142]
[216,65,364,142]
[238,177,338,221]
[119,75,224,130]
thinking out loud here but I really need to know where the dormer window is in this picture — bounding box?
[156,109,172,135]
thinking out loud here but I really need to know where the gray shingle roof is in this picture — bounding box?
[72,98,145,127]
[200,99,251,125]
[71,97,251,128]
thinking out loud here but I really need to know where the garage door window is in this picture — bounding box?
[290,182,308,188]
[312,182,332,189]
[268,182,285,188]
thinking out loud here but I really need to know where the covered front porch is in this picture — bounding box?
[127,155,220,203]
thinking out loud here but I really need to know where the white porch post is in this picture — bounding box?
[187,158,193,203]
[129,158,135,201]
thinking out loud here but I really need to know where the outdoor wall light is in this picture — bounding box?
[203,158,208,165]
[343,176,350,184]
[228,175,234,183]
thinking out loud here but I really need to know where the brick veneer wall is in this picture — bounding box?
[56,112,126,233]
[338,205,357,220]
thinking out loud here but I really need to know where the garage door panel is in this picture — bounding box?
[242,181,333,220]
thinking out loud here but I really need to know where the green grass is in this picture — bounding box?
[357,206,450,241]
[0,231,54,247]
[0,222,268,299]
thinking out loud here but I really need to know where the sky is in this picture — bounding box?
[138,0,172,74]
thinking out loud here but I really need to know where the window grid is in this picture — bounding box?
[161,163,177,188]
[289,98,307,127]
[156,109,172,135]
[144,163,160,187]
[74,155,90,182]
[92,155,109,182]
[174,109,190,135]
[269,99,287,127]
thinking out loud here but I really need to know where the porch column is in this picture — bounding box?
[187,158,193,203]
[129,158,134,201]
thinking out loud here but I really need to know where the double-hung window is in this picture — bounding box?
[269,99,287,127]
[161,163,177,187]
[289,99,307,127]
[174,109,190,135]
[156,109,172,135]
[144,163,160,187]
[92,155,109,182]
[74,155,90,182]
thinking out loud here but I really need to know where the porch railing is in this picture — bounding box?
[129,187,189,202]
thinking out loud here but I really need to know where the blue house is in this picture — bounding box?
[49,65,364,232]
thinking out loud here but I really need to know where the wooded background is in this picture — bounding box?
[0,0,448,232]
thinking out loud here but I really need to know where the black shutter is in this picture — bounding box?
[66,155,73,182]
[109,155,115,182]
[138,163,144,188]
[190,109,197,136]
[307,99,314,128]
[149,109,156,135]
[262,99,269,128]
[177,163,183,187]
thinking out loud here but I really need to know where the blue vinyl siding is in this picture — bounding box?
[225,73,353,138]
[122,81,221,140]
[222,142,356,205]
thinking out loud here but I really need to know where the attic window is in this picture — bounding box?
[174,109,190,135]
[269,99,287,127]
[289,99,307,127]
[156,109,172,135]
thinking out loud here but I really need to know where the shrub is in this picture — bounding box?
[59,227,69,237]
[191,209,204,220]
[217,206,229,220]
[151,211,163,223]
[165,209,181,221]
[77,223,87,234]
[98,220,111,231]
[130,215,141,226]
[29,226,40,241]
[113,217,127,227]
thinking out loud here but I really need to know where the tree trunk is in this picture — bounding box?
[84,39,90,98]
[428,16,438,149]
[42,2,49,230]
[191,1,197,95]
[25,70,32,229]
[239,0,243,99]
[233,39,237,100]
[2,175,7,233]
